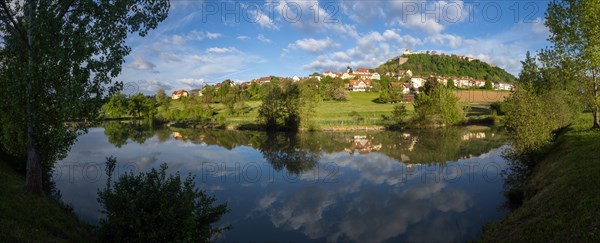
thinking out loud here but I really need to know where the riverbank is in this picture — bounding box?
[479,114,600,241]
[154,92,501,130]
[0,158,97,242]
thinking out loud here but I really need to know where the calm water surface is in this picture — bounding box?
[54,123,511,242]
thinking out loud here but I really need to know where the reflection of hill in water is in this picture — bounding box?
[103,122,509,167]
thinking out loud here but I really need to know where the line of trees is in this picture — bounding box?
[504,0,600,158]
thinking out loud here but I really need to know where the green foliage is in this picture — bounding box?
[490,101,508,116]
[484,80,493,90]
[378,54,516,82]
[318,77,348,101]
[257,82,305,130]
[391,104,409,124]
[156,89,167,103]
[447,79,456,89]
[413,86,464,126]
[98,157,229,242]
[103,122,155,148]
[103,93,129,118]
[546,0,600,128]
[423,76,441,95]
[0,0,169,193]
[504,84,577,154]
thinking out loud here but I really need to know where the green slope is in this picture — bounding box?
[377,54,517,83]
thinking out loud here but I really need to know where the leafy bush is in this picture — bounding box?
[98,157,229,242]
[413,86,464,126]
[490,101,507,116]
[504,86,577,154]
[391,104,408,124]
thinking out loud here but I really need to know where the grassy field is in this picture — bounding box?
[167,91,503,129]
[0,158,97,242]
[211,92,412,129]
[478,113,600,242]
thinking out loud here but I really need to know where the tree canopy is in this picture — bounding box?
[0,0,170,193]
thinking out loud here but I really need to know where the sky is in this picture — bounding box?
[118,0,552,95]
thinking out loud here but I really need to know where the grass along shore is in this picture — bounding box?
[169,91,507,130]
[0,157,97,242]
[478,113,600,241]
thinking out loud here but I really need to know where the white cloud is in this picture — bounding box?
[286,38,340,53]
[184,31,223,41]
[302,29,423,72]
[271,0,359,38]
[249,9,279,29]
[531,17,549,36]
[257,34,272,43]
[206,47,239,54]
[135,80,173,94]
[237,35,250,40]
[428,34,463,48]
[177,78,206,89]
[128,57,158,73]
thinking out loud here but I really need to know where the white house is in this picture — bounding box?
[410,77,426,89]
[171,90,188,100]
[354,68,370,75]
[292,75,300,82]
[341,72,356,79]
[322,71,339,78]
[349,79,372,92]
[456,78,471,88]
[371,73,381,80]
[495,82,514,91]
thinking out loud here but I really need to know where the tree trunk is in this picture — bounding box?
[25,124,43,194]
[593,69,600,129]
[24,0,43,194]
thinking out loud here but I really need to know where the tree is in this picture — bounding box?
[423,76,441,95]
[103,93,129,118]
[518,51,542,88]
[391,104,408,124]
[98,158,229,242]
[0,1,169,194]
[484,80,493,90]
[258,82,305,130]
[447,79,456,89]
[546,0,600,128]
[156,89,167,103]
[414,85,464,125]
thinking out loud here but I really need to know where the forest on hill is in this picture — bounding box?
[377,54,517,83]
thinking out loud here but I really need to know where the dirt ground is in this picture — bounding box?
[453,90,510,103]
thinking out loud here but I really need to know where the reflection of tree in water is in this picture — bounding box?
[103,122,154,148]
[258,132,319,175]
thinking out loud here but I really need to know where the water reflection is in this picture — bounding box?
[55,122,510,242]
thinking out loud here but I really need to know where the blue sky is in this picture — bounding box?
[118,0,551,95]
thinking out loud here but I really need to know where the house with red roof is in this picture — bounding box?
[349,79,372,92]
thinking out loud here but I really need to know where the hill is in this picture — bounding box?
[377,54,517,83]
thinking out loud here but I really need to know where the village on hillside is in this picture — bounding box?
[170,50,515,100]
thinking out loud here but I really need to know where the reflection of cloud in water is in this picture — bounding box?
[320,152,404,186]
[257,192,279,210]
[265,182,473,242]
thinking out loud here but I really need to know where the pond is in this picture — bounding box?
[54,122,511,242]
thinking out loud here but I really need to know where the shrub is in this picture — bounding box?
[490,101,507,116]
[391,104,408,124]
[98,157,229,242]
[413,86,464,126]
